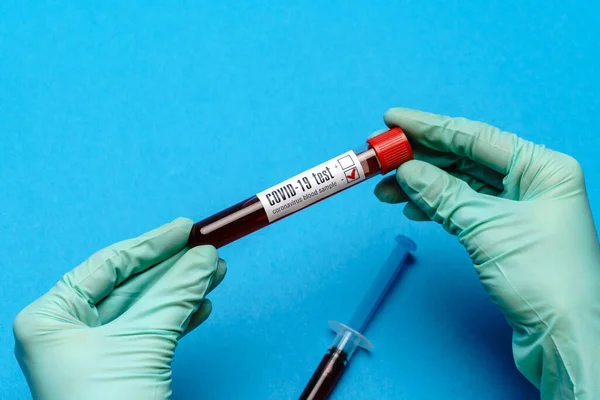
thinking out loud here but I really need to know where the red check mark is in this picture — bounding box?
[346,168,357,179]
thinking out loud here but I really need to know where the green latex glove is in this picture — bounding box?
[375,108,600,399]
[13,217,226,400]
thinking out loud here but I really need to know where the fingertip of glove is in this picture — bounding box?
[383,107,420,125]
[396,160,442,192]
[403,201,430,222]
[374,180,398,203]
[396,159,421,179]
[187,245,219,269]
[205,259,227,294]
[384,107,449,138]
[216,258,228,278]
[199,298,213,314]
[368,128,388,139]
[182,299,214,336]
[171,216,194,229]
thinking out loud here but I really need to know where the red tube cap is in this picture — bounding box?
[366,127,414,174]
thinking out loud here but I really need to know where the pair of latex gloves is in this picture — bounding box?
[14,108,600,399]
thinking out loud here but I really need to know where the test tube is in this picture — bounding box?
[188,129,413,248]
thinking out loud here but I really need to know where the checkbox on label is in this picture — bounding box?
[344,167,360,182]
[337,155,355,170]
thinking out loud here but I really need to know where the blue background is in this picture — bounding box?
[1,1,599,399]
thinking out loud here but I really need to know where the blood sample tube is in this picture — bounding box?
[188,128,413,249]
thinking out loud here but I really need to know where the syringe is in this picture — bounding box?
[299,235,417,400]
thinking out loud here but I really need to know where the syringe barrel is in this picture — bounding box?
[347,236,416,333]
[188,128,413,249]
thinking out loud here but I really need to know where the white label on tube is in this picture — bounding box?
[256,150,366,222]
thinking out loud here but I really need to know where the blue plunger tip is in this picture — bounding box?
[395,235,417,253]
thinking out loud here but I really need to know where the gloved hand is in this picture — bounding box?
[13,217,226,400]
[375,108,600,399]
